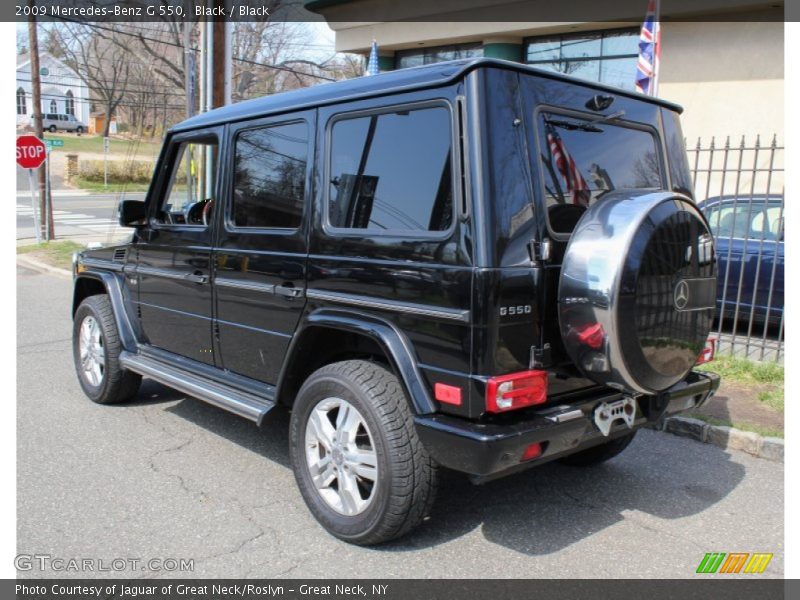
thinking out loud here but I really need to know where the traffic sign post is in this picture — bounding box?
[17,135,47,243]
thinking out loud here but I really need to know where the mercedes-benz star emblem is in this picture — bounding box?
[674,280,690,310]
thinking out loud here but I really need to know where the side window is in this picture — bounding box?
[155,139,218,227]
[231,121,308,229]
[327,105,453,233]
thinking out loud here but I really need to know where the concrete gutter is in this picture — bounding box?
[17,254,72,280]
[653,416,783,462]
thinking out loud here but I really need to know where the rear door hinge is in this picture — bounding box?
[530,343,552,369]
[528,238,551,263]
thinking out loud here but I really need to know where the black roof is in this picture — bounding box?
[172,58,682,133]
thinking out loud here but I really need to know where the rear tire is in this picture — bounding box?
[289,360,437,545]
[559,431,637,467]
[72,295,141,404]
[48,125,56,133]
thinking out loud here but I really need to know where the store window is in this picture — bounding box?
[525,28,639,90]
[396,43,483,69]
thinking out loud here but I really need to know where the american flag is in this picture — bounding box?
[635,0,661,95]
[366,40,380,76]
[546,125,591,206]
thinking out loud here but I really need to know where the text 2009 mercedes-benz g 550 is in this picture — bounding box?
[72,58,720,545]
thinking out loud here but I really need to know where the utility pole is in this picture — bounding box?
[183,20,195,118]
[27,0,54,240]
[211,1,231,109]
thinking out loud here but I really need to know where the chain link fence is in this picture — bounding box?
[688,135,784,363]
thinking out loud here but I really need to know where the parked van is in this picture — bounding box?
[71,58,720,545]
[34,113,86,133]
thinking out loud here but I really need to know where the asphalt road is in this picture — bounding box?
[16,186,143,242]
[17,267,784,579]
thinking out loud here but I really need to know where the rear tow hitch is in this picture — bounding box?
[593,396,637,436]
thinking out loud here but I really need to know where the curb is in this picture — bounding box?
[17,254,72,280]
[653,416,783,462]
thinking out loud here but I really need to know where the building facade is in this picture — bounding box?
[306,1,783,143]
[16,52,90,126]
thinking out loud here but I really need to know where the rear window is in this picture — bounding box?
[537,111,663,234]
[704,199,783,242]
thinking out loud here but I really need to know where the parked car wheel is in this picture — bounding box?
[72,295,141,404]
[76,126,83,134]
[48,124,57,133]
[289,360,438,545]
[558,431,637,467]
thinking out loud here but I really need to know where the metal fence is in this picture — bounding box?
[687,135,784,363]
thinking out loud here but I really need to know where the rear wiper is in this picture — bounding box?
[546,110,626,133]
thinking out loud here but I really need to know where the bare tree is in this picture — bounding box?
[48,24,131,137]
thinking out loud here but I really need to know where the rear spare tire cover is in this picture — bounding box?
[558,191,716,395]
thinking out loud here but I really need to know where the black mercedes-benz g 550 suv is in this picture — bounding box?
[72,58,720,545]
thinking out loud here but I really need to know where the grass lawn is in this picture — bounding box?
[697,354,784,411]
[71,177,151,193]
[43,133,162,159]
[18,240,85,271]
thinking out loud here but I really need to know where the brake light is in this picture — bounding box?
[575,322,605,349]
[486,370,548,413]
[696,338,716,365]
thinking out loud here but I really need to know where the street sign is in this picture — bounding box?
[16,135,47,169]
[45,139,64,149]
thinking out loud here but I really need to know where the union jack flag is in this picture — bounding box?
[546,125,591,206]
[635,0,661,95]
[366,40,380,76]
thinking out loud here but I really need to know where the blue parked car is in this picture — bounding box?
[698,195,784,327]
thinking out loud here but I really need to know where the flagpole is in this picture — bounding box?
[652,0,662,96]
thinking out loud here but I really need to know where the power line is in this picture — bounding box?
[56,19,338,82]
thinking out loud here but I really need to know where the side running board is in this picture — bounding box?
[119,351,275,425]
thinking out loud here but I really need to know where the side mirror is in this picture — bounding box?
[118,200,147,227]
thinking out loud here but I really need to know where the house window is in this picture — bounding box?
[16,88,26,115]
[65,90,75,116]
[396,43,483,69]
[49,99,57,113]
[525,28,639,90]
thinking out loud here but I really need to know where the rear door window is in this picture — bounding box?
[231,121,308,229]
[537,111,663,235]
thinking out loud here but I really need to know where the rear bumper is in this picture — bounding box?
[414,371,720,480]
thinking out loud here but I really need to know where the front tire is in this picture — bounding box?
[558,431,637,467]
[72,295,141,404]
[289,360,437,545]
[76,126,83,134]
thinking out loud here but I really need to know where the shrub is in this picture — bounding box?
[78,159,155,184]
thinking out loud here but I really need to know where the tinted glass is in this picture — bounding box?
[157,140,218,226]
[538,112,662,234]
[526,28,638,91]
[328,106,453,232]
[396,43,482,69]
[232,121,308,229]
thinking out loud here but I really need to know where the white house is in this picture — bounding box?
[16,52,90,125]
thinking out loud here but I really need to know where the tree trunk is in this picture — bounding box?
[102,103,112,137]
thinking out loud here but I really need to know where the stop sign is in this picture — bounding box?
[16,135,47,169]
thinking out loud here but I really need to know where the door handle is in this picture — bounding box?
[275,283,303,298]
[184,271,208,284]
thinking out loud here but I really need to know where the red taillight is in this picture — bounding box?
[485,370,548,413]
[575,322,605,349]
[696,337,716,365]
[434,383,462,406]
[520,442,543,462]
